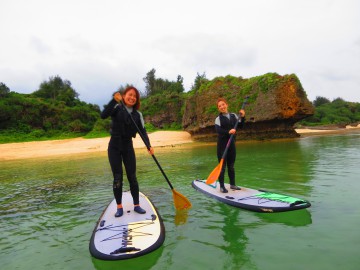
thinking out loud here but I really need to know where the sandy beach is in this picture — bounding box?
[0,131,193,161]
[295,124,360,135]
[1,126,359,161]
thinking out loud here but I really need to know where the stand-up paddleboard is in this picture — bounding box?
[89,191,165,260]
[192,179,311,213]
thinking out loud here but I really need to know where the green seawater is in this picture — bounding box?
[1,131,360,270]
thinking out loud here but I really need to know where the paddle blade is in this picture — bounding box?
[172,189,192,210]
[206,159,224,185]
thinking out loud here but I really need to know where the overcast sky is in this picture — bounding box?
[1,0,359,107]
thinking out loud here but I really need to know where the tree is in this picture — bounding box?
[164,75,184,93]
[191,72,208,92]
[175,75,185,93]
[0,82,10,97]
[143,69,185,96]
[32,75,79,106]
[313,96,330,107]
[143,68,156,96]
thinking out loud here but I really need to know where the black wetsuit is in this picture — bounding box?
[101,99,150,205]
[215,113,245,187]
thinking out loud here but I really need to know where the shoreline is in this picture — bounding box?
[295,124,360,136]
[0,131,193,161]
[1,126,359,161]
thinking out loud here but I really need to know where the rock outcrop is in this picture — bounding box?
[142,92,183,129]
[181,73,315,141]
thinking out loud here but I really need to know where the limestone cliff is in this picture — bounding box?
[142,73,314,140]
[142,92,183,129]
[181,73,314,141]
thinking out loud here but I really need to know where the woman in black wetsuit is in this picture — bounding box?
[215,98,245,193]
[101,86,154,217]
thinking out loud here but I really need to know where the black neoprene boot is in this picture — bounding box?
[134,206,146,214]
[115,208,123,217]
[220,186,228,193]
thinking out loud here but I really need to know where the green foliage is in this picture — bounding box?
[144,122,157,132]
[240,73,283,95]
[301,98,360,126]
[91,118,111,132]
[0,82,10,97]
[206,105,219,115]
[84,118,111,138]
[313,96,331,107]
[143,68,156,96]
[141,92,183,117]
[4,71,357,144]
[190,72,209,93]
[0,128,86,144]
[0,84,100,143]
[162,122,182,130]
[143,68,184,96]
[32,75,79,106]
[0,71,187,143]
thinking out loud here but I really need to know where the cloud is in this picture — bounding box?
[29,36,52,54]
[154,33,256,68]
[1,0,360,106]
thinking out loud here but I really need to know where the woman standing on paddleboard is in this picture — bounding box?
[215,98,245,193]
[101,86,154,217]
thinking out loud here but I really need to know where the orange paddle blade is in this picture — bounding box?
[206,159,224,185]
[172,189,192,210]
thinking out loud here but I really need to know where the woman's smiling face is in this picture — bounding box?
[123,89,137,107]
[217,100,228,113]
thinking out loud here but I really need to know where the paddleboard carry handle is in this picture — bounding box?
[110,247,141,254]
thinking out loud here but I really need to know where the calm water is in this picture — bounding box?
[1,131,360,270]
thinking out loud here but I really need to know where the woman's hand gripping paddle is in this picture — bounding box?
[206,96,249,185]
[120,100,192,210]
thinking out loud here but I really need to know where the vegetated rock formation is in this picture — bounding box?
[142,92,184,129]
[142,73,314,141]
[181,73,315,141]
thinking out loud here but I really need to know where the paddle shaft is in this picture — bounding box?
[120,100,174,190]
[220,96,249,160]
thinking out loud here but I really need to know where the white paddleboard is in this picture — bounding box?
[89,191,165,260]
[192,179,311,213]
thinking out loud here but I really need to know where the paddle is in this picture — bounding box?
[120,100,192,210]
[206,96,249,185]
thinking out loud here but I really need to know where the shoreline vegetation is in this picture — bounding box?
[1,126,360,161]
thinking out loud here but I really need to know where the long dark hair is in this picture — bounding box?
[122,86,141,110]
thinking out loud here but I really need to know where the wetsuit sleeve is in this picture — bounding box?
[100,99,118,119]
[137,111,152,148]
[215,116,229,135]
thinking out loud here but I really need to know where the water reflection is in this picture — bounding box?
[255,209,312,227]
[91,246,164,270]
[174,209,189,226]
[236,139,314,197]
[218,204,255,269]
